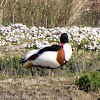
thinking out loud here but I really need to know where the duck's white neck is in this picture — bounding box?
[63,43,72,61]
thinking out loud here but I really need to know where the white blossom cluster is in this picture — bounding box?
[0,23,100,51]
[0,23,30,45]
[66,26,100,51]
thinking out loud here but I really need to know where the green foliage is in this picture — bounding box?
[2,21,10,26]
[0,56,23,76]
[30,45,38,49]
[76,71,100,92]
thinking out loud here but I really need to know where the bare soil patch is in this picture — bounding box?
[0,77,99,100]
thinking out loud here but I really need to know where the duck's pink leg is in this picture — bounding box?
[51,69,54,77]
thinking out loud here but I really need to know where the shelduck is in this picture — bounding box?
[22,33,72,76]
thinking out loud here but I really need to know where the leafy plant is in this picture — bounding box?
[76,71,100,92]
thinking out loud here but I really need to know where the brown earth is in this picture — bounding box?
[0,76,100,100]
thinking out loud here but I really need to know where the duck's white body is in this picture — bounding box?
[23,43,72,69]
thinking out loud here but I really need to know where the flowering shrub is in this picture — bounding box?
[0,23,100,51]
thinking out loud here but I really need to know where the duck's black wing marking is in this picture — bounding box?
[21,54,39,63]
[21,45,61,63]
[27,54,39,60]
[37,45,61,54]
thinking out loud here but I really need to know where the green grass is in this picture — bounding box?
[76,71,100,92]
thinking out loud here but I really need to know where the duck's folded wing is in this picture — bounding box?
[37,45,61,54]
